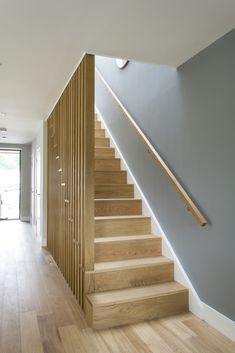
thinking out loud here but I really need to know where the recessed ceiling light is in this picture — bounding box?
[0,127,7,139]
[0,112,6,118]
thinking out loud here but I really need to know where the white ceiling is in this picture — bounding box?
[0,117,41,144]
[0,0,234,144]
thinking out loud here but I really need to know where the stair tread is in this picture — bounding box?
[95,234,157,243]
[94,256,172,271]
[95,184,131,186]
[95,198,141,201]
[95,158,120,160]
[95,170,125,173]
[95,184,134,189]
[95,215,150,220]
[87,282,187,306]
[95,147,114,150]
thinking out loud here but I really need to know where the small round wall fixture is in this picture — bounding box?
[116,59,129,69]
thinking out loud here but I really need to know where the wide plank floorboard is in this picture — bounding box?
[0,221,234,353]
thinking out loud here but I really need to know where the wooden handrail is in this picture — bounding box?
[96,67,207,226]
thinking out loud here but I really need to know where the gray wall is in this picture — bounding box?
[95,29,235,320]
[0,143,31,220]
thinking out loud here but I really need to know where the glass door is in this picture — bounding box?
[0,150,20,220]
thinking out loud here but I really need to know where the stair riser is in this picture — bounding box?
[95,238,161,262]
[85,291,188,329]
[95,148,115,159]
[95,217,151,237]
[95,130,105,138]
[95,171,127,185]
[95,159,121,171]
[95,138,110,147]
[95,121,101,129]
[85,262,174,292]
[95,185,134,199]
[95,199,142,216]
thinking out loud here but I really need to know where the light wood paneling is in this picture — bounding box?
[47,54,95,308]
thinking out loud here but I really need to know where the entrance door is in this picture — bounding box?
[0,150,20,220]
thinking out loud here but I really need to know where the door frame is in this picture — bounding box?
[35,147,41,237]
[0,148,21,220]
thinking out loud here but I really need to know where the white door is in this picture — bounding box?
[31,151,35,227]
[35,148,40,237]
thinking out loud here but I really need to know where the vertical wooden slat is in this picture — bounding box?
[83,55,95,272]
[47,54,94,309]
[79,61,84,305]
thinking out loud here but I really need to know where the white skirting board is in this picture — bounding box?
[41,237,47,247]
[95,106,235,342]
[202,302,235,342]
[30,218,47,247]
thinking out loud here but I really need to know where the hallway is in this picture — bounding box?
[0,221,234,353]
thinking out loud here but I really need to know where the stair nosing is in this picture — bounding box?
[95,215,150,220]
[95,234,158,243]
[95,184,133,187]
[95,169,127,173]
[92,256,173,272]
[95,137,110,139]
[95,157,120,160]
[94,198,141,201]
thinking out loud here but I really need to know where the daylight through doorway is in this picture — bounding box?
[0,150,20,220]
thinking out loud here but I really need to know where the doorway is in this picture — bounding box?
[35,147,41,237]
[0,150,21,220]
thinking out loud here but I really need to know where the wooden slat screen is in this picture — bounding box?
[47,54,94,307]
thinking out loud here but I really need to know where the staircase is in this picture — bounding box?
[84,115,189,329]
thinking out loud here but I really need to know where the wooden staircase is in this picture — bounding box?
[84,115,189,329]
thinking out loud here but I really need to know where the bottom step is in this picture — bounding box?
[85,282,188,329]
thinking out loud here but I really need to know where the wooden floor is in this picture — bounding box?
[0,221,234,353]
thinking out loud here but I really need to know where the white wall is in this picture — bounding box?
[31,121,47,245]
